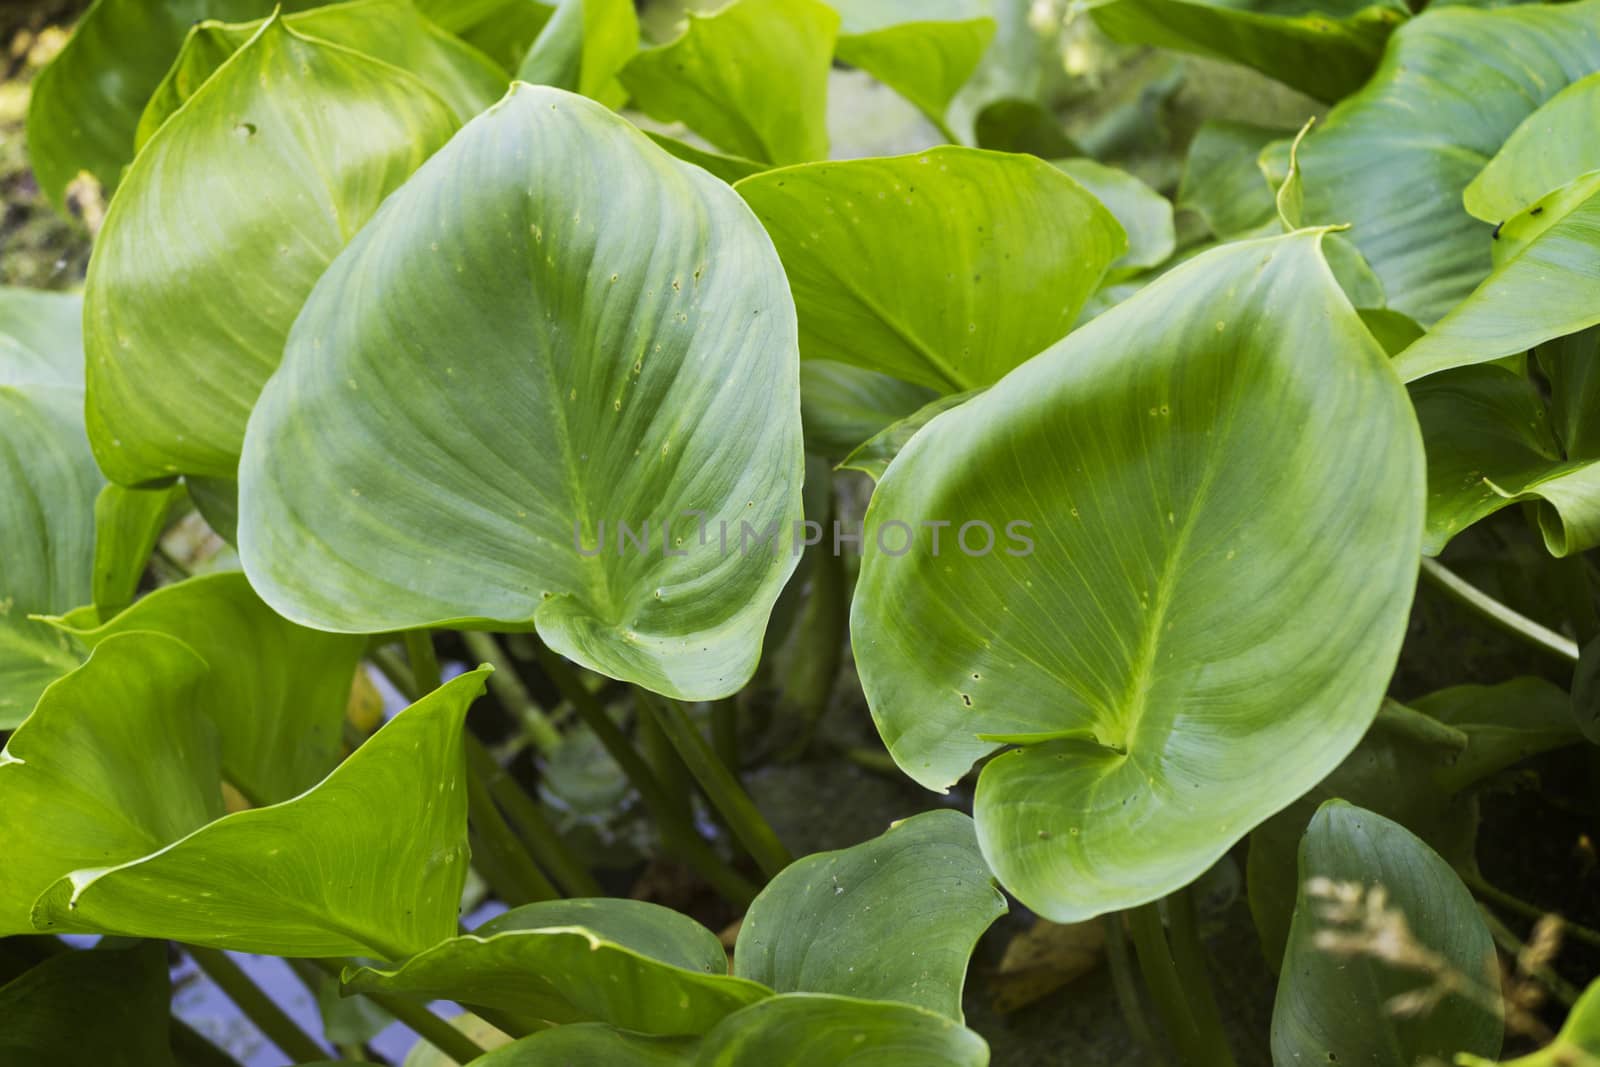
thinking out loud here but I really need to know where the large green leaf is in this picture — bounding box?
[825,1,996,132]
[135,0,507,146]
[1465,70,1600,223]
[475,995,990,1066]
[0,633,222,935]
[850,231,1424,922]
[1271,801,1502,1064]
[0,943,175,1067]
[734,809,1003,1020]
[1392,180,1600,384]
[237,85,804,702]
[1459,979,1600,1067]
[49,572,366,804]
[517,0,639,106]
[1289,0,1600,325]
[344,898,770,1034]
[32,667,489,958]
[735,148,1124,393]
[1177,120,1286,239]
[1088,0,1403,102]
[618,0,838,165]
[1412,362,1600,556]
[0,295,103,726]
[1051,158,1174,277]
[84,15,460,485]
[23,0,307,208]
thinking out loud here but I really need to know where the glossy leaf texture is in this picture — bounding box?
[238,85,804,702]
[23,0,313,207]
[30,663,490,957]
[135,0,508,145]
[1412,332,1600,556]
[518,0,639,106]
[48,571,367,803]
[0,943,175,1067]
[474,995,990,1066]
[1270,801,1502,1065]
[345,898,770,1034]
[0,289,102,728]
[734,810,1004,1020]
[1288,0,1600,325]
[736,147,1124,393]
[850,231,1424,922]
[1247,681,1577,967]
[84,15,461,485]
[1459,979,1600,1067]
[825,0,996,132]
[619,0,838,165]
[1087,0,1403,102]
[1464,71,1600,225]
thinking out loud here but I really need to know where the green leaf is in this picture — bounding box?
[970,100,1081,158]
[735,147,1125,393]
[1465,71,1600,225]
[1288,0,1600,324]
[0,943,175,1067]
[839,390,981,482]
[49,571,367,804]
[734,810,1004,1020]
[1177,120,1286,239]
[136,0,508,146]
[618,0,838,165]
[945,0,1062,145]
[645,133,767,184]
[0,633,222,935]
[344,898,770,1034]
[32,667,490,958]
[475,994,990,1066]
[237,85,805,702]
[453,1,559,71]
[518,0,639,106]
[1271,801,1502,1065]
[84,15,461,485]
[89,482,184,620]
[1412,363,1600,557]
[825,1,996,131]
[1050,159,1173,277]
[850,231,1424,922]
[1458,979,1600,1067]
[1086,0,1403,102]
[800,361,938,459]
[0,287,85,386]
[1392,180,1600,385]
[0,371,102,728]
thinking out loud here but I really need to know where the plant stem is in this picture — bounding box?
[187,947,327,1064]
[308,959,489,1065]
[1479,907,1580,1006]
[1420,558,1580,663]
[710,698,739,772]
[1103,913,1161,1060]
[637,690,792,879]
[466,766,559,905]
[638,700,695,827]
[1127,900,1238,1067]
[1162,888,1237,1067]
[463,733,601,897]
[171,1018,245,1067]
[403,630,443,693]
[531,642,759,904]
[460,632,561,754]
[1463,870,1600,951]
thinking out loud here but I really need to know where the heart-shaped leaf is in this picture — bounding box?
[1088,0,1403,102]
[735,147,1124,393]
[0,943,175,1067]
[850,231,1424,922]
[619,0,838,165]
[136,0,507,147]
[1288,0,1600,325]
[518,0,639,106]
[344,898,770,1034]
[1271,801,1502,1065]
[31,666,489,958]
[824,1,996,132]
[49,571,367,804]
[734,809,1004,1020]
[84,15,461,485]
[473,994,990,1066]
[237,85,805,702]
